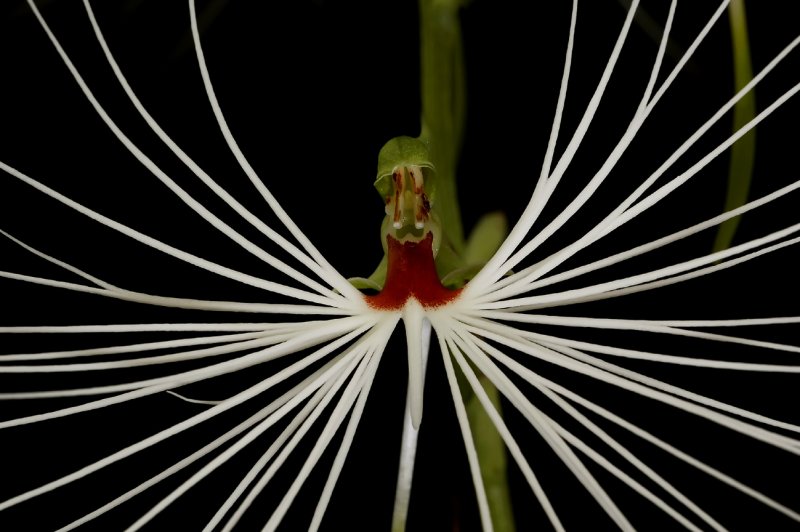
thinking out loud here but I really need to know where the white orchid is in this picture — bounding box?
[1,0,799,530]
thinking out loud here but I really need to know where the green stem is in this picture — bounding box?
[417,2,515,529]
[466,374,516,532]
[713,0,755,252]
[419,0,467,253]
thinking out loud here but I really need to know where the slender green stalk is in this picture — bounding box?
[419,0,467,253]
[466,375,516,532]
[375,3,516,530]
[713,0,755,252]
[419,2,516,529]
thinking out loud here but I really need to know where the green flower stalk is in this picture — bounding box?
[1,1,800,531]
[713,0,756,252]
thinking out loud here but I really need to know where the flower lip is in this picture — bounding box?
[365,232,461,310]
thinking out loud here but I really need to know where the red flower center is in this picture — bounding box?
[365,232,462,310]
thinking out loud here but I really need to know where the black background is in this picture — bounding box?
[1,1,799,530]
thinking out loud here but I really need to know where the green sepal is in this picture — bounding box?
[348,254,388,292]
[347,277,383,292]
[464,211,508,265]
[433,238,464,288]
[439,212,509,288]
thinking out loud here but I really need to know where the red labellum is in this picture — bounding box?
[365,233,462,310]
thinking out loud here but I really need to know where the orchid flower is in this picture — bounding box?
[1,1,799,530]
